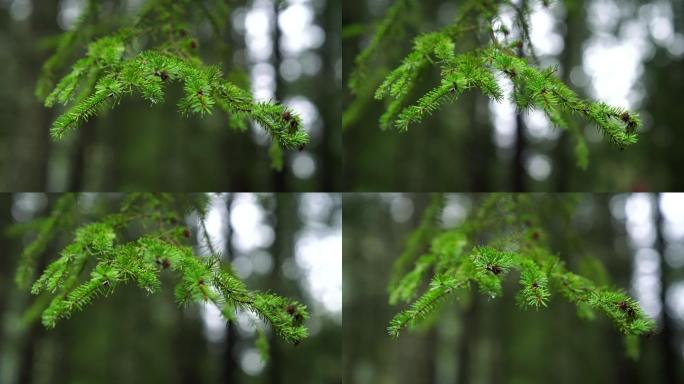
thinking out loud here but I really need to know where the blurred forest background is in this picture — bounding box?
[0,0,341,191]
[0,193,342,384]
[343,0,684,191]
[343,193,684,383]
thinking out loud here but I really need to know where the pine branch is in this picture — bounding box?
[355,0,640,168]
[13,194,309,348]
[388,195,655,357]
[14,194,77,289]
[387,194,445,296]
[516,259,550,309]
[389,230,468,305]
[388,271,467,337]
[348,0,417,95]
[38,0,309,167]
[486,46,639,147]
[35,0,101,100]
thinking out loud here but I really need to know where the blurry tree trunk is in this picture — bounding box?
[655,194,678,383]
[17,196,57,384]
[597,197,638,384]
[456,297,479,384]
[68,120,95,190]
[175,310,205,384]
[0,195,13,353]
[320,0,341,191]
[466,95,491,191]
[267,194,298,384]
[17,324,44,384]
[553,123,569,191]
[419,196,438,384]
[175,209,206,384]
[268,196,284,384]
[512,112,526,192]
[100,117,120,190]
[424,328,438,384]
[414,195,439,382]
[67,3,102,191]
[389,195,440,382]
[512,33,527,197]
[222,194,239,383]
[553,0,587,192]
[460,31,492,191]
[271,2,287,192]
[512,42,527,192]
[10,1,60,190]
[220,23,251,190]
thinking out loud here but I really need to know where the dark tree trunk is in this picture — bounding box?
[466,94,491,191]
[222,194,239,384]
[267,194,298,384]
[268,196,284,384]
[9,0,60,190]
[554,129,569,192]
[424,328,438,384]
[16,196,57,384]
[655,194,678,384]
[271,3,287,192]
[175,204,206,384]
[68,120,96,191]
[17,325,45,384]
[0,194,13,357]
[553,0,587,192]
[175,312,205,384]
[456,297,479,384]
[320,0,342,191]
[512,111,526,192]
[512,34,529,193]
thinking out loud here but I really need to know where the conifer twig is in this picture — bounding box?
[352,0,641,168]
[38,0,309,168]
[388,194,655,358]
[12,194,309,348]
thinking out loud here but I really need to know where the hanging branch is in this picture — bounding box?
[12,193,309,347]
[388,194,655,358]
[352,0,640,169]
[37,0,309,169]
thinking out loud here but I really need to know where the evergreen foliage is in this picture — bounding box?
[350,0,641,169]
[12,193,308,347]
[13,194,78,290]
[37,0,309,169]
[387,194,655,358]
